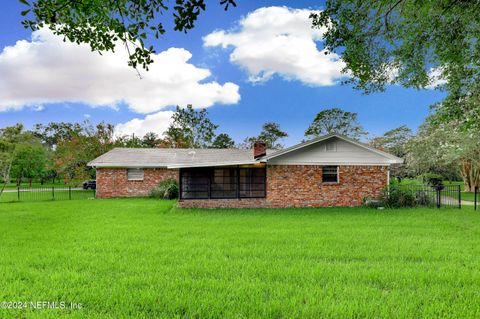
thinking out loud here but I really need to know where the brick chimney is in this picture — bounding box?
[253,141,267,159]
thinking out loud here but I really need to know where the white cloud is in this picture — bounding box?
[203,6,346,86]
[0,28,240,113]
[114,111,174,138]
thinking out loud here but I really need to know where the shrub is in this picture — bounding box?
[414,190,433,206]
[150,178,179,199]
[379,187,417,208]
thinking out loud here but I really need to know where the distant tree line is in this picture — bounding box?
[1,105,478,193]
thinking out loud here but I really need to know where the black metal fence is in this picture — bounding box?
[0,186,95,203]
[389,184,462,208]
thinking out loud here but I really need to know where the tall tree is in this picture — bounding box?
[33,122,84,149]
[211,133,235,149]
[405,117,479,187]
[370,125,413,158]
[371,125,413,181]
[142,132,160,148]
[53,121,116,184]
[311,1,480,130]
[244,122,288,149]
[163,105,218,148]
[0,124,39,193]
[11,143,48,187]
[305,108,366,140]
[21,0,237,71]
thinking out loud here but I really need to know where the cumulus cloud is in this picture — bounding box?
[114,111,174,138]
[203,6,346,86]
[0,28,240,112]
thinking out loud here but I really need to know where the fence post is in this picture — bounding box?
[69,186,71,200]
[475,187,478,211]
[436,188,441,208]
[52,186,55,200]
[458,185,461,209]
[17,187,20,201]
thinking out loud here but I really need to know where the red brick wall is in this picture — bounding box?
[96,168,178,198]
[179,165,388,208]
[265,165,388,207]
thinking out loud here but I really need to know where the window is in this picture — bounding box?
[211,169,237,198]
[180,167,266,200]
[127,168,144,181]
[322,166,338,183]
[239,168,266,198]
[181,169,210,199]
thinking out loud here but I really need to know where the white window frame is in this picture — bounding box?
[127,168,144,181]
[322,165,339,183]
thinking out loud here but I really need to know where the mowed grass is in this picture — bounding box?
[461,192,476,202]
[1,200,480,318]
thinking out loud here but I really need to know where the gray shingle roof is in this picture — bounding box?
[88,148,274,168]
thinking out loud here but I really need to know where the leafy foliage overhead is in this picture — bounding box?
[311,0,480,129]
[20,0,237,70]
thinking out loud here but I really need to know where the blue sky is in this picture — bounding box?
[0,1,444,146]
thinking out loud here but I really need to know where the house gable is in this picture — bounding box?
[267,135,402,165]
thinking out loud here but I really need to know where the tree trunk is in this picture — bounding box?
[29,178,32,187]
[460,159,480,192]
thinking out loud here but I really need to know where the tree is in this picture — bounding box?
[115,134,143,148]
[371,125,413,181]
[33,122,84,149]
[244,122,288,149]
[370,125,413,158]
[405,117,480,188]
[53,121,116,184]
[211,133,235,149]
[163,105,218,148]
[305,108,366,140]
[0,124,40,193]
[21,0,237,71]
[142,132,160,148]
[11,143,48,187]
[311,1,480,130]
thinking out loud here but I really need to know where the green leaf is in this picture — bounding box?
[18,0,30,5]
[21,9,30,16]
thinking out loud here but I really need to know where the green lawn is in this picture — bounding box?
[461,192,476,202]
[1,199,480,318]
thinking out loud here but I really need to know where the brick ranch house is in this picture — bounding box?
[88,134,403,208]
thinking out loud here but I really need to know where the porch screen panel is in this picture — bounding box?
[181,169,210,199]
[211,168,237,198]
[239,168,266,198]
